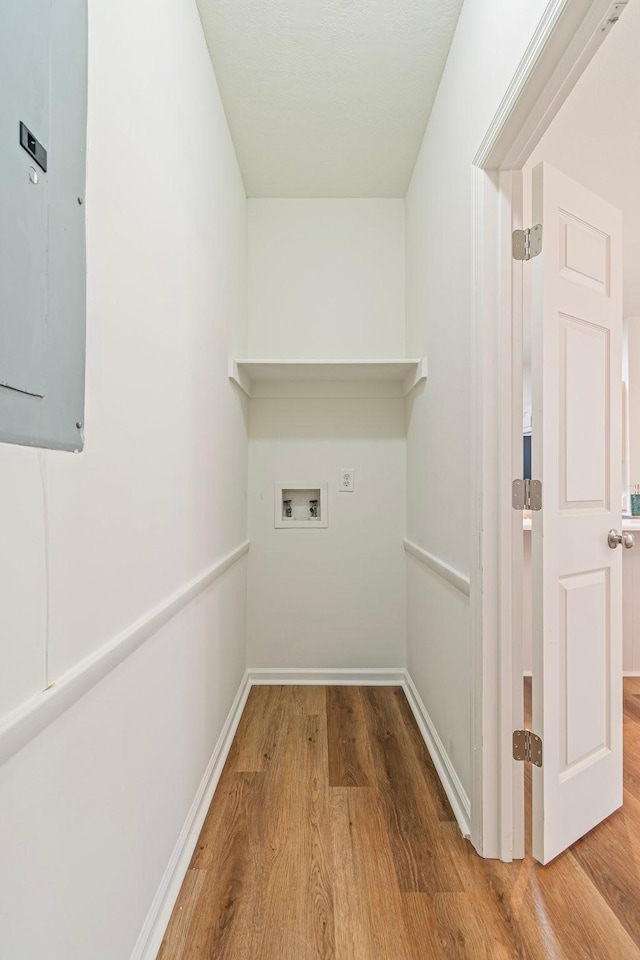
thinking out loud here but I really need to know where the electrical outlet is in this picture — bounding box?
[340,468,355,492]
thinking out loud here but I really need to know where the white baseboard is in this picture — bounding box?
[401,671,472,839]
[131,670,252,960]
[624,671,640,677]
[136,665,471,958]
[247,666,406,686]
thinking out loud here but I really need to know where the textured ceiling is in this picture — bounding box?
[196,0,464,197]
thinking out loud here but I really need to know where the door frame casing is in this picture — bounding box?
[470,0,626,860]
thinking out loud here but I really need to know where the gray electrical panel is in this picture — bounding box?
[0,0,87,451]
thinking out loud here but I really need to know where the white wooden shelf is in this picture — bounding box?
[229,358,427,399]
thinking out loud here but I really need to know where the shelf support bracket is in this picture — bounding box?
[228,358,252,397]
[403,357,428,397]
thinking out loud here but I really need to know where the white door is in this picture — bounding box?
[530,161,624,864]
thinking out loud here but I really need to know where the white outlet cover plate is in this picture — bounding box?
[340,469,355,492]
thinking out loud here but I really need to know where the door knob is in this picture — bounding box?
[608,529,635,549]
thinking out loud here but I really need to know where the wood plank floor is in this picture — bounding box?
[157,681,640,960]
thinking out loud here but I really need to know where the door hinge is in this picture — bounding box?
[512,224,542,261]
[513,729,543,767]
[512,478,542,511]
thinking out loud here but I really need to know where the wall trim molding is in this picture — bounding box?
[473,0,616,170]
[131,670,252,960]
[473,0,569,168]
[403,538,471,597]
[0,540,250,768]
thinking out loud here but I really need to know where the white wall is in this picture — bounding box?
[247,399,406,668]
[246,199,407,670]
[248,199,406,358]
[0,566,246,960]
[404,0,550,801]
[0,0,248,953]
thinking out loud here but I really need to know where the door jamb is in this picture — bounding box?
[470,0,627,860]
